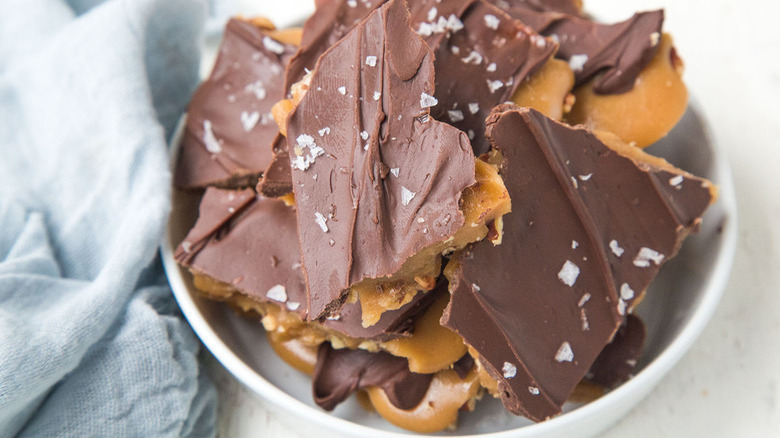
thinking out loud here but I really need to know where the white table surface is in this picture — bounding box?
[200,0,780,436]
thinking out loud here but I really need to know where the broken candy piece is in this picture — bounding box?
[313,342,433,411]
[286,0,477,320]
[494,5,664,95]
[174,18,297,189]
[489,0,583,15]
[429,0,557,155]
[441,105,715,421]
[175,187,444,342]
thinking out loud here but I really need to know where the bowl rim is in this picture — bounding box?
[161,99,738,437]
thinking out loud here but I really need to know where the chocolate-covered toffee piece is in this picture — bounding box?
[313,342,434,411]
[494,4,664,94]
[586,314,646,389]
[441,105,715,421]
[174,19,296,189]
[174,187,440,341]
[429,0,557,155]
[286,0,478,320]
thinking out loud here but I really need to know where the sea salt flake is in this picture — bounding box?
[650,32,661,46]
[462,50,483,65]
[568,54,589,72]
[609,239,625,257]
[633,247,665,268]
[620,283,635,300]
[571,240,579,249]
[337,86,347,95]
[555,341,574,362]
[360,130,369,140]
[240,111,260,132]
[557,260,580,287]
[202,120,222,153]
[448,110,464,122]
[487,79,504,93]
[244,80,266,100]
[468,130,475,140]
[528,386,540,395]
[502,361,517,378]
[373,91,381,100]
[579,173,593,181]
[390,167,399,177]
[346,0,357,7]
[181,241,192,253]
[484,14,500,30]
[468,103,480,114]
[314,212,329,232]
[578,293,591,307]
[318,127,331,136]
[266,284,287,302]
[580,308,590,331]
[420,92,438,108]
[427,6,438,21]
[286,301,300,311]
[291,134,325,171]
[262,36,285,54]
[401,186,416,206]
[669,175,684,187]
[446,14,464,32]
[365,55,378,67]
[571,176,579,188]
[486,62,497,72]
[617,299,627,315]
[471,283,481,293]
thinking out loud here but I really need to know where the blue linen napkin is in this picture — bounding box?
[0,0,219,435]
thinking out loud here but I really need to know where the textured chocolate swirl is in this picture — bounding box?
[313,342,433,411]
[286,0,476,320]
[174,19,296,189]
[442,105,714,421]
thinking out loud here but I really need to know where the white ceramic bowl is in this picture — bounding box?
[162,100,737,437]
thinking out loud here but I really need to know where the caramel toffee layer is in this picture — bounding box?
[174,19,296,189]
[286,0,476,320]
[174,187,439,341]
[442,106,714,421]
[493,3,664,94]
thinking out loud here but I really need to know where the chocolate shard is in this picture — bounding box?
[441,105,715,421]
[429,0,557,155]
[287,0,476,320]
[175,187,309,319]
[586,314,646,389]
[494,4,664,94]
[313,342,433,411]
[175,187,441,340]
[174,19,296,189]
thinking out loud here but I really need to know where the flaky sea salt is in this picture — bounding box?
[202,120,222,153]
[401,186,416,206]
[557,260,580,287]
[568,54,589,72]
[314,212,329,233]
[609,239,625,257]
[555,341,574,362]
[448,110,464,122]
[262,36,285,54]
[266,284,287,302]
[420,92,438,108]
[365,55,377,67]
[502,361,517,378]
[633,247,665,268]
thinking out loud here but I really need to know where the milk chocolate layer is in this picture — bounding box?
[586,314,645,388]
[494,4,663,94]
[442,106,714,421]
[175,187,438,340]
[429,0,557,155]
[174,19,296,189]
[286,0,476,320]
[313,342,433,411]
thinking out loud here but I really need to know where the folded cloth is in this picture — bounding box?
[0,0,217,436]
